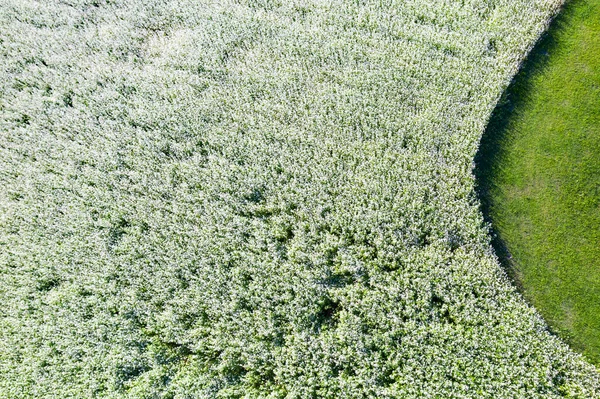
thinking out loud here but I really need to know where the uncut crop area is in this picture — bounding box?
[0,0,599,398]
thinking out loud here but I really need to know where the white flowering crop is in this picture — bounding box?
[0,0,599,398]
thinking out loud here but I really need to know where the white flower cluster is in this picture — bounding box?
[0,0,598,397]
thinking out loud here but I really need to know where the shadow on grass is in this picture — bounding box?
[474,1,576,287]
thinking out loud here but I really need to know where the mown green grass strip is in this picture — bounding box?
[477,0,600,365]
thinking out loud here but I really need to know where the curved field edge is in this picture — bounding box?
[476,0,600,365]
[0,0,598,398]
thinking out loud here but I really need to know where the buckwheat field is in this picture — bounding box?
[1,0,599,398]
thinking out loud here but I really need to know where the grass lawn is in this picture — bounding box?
[477,0,600,365]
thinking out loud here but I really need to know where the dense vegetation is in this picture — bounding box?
[1,0,599,397]
[477,0,600,365]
